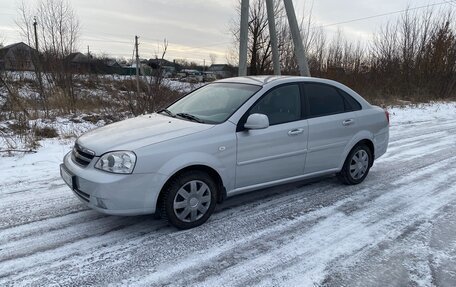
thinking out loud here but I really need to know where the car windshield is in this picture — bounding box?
[165,83,261,124]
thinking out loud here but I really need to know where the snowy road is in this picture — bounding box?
[1,105,456,286]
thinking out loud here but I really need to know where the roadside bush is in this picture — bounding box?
[8,120,29,135]
[33,126,58,139]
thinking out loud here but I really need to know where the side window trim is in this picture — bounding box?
[299,83,308,120]
[300,82,311,120]
[237,82,305,132]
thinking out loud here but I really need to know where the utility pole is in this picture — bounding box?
[266,0,280,75]
[33,17,39,51]
[283,0,310,76]
[238,0,249,76]
[87,45,90,73]
[32,17,47,116]
[238,0,310,77]
[135,35,140,95]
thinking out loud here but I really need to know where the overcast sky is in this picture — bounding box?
[0,0,453,64]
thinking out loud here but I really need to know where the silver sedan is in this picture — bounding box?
[60,76,389,229]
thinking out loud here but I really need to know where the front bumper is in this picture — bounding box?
[61,152,167,216]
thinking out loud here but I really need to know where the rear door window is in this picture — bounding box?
[338,89,362,111]
[304,83,345,118]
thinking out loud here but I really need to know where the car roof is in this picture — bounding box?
[216,75,306,86]
[215,75,348,87]
[216,75,372,108]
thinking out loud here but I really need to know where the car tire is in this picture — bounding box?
[160,170,218,229]
[338,144,373,185]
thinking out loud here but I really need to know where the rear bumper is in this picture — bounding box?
[374,129,389,159]
[61,152,167,216]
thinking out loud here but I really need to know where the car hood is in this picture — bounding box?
[77,113,214,155]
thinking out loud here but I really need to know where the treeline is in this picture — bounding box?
[320,10,456,103]
[231,1,456,104]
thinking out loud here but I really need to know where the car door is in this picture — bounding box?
[235,84,308,188]
[303,82,361,174]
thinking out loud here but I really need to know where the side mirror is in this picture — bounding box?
[244,113,269,130]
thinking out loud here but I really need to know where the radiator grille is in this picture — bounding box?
[71,143,95,167]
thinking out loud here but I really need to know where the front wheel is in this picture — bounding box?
[338,144,372,185]
[160,171,217,229]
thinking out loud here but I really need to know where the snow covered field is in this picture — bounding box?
[0,102,455,286]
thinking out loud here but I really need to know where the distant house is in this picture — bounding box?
[65,53,124,75]
[208,64,234,79]
[65,52,92,73]
[147,58,181,77]
[118,62,152,76]
[106,59,121,69]
[66,52,91,63]
[91,58,123,75]
[103,59,123,74]
[0,42,36,71]
[148,58,173,69]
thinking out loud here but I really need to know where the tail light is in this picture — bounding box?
[384,110,390,125]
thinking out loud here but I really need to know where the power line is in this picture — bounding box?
[142,40,223,52]
[79,0,453,56]
[80,37,131,44]
[185,41,233,50]
[315,1,451,29]
[71,0,456,60]
[80,36,229,52]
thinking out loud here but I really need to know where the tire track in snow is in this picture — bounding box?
[388,119,456,142]
[125,156,456,286]
[387,129,456,154]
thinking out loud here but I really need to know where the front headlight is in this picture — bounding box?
[95,151,137,174]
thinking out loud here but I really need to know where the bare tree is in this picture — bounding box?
[368,6,456,101]
[147,39,169,111]
[39,0,79,109]
[17,0,80,112]
[36,0,79,58]
[209,53,218,65]
[308,27,327,76]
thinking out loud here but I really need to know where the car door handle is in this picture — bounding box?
[342,119,355,126]
[288,128,304,136]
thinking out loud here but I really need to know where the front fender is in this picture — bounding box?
[150,151,233,207]
[157,152,228,181]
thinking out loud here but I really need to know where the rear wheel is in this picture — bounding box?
[161,171,217,229]
[338,144,372,185]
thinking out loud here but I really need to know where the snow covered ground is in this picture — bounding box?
[0,102,455,286]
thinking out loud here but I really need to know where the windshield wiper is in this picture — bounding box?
[158,109,176,118]
[176,113,204,123]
